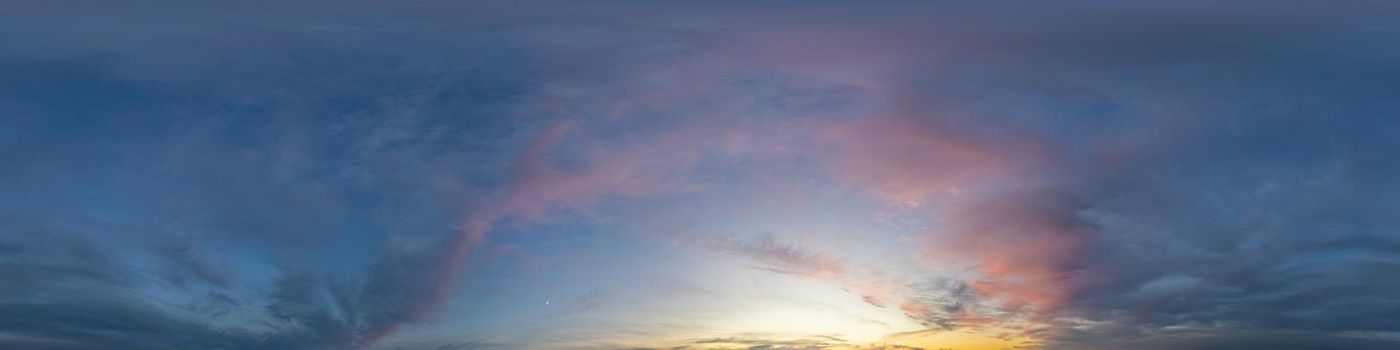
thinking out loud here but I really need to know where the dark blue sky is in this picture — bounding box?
[3,1,1400,349]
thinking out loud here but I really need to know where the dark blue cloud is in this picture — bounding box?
[1,3,548,348]
[919,8,1400,347]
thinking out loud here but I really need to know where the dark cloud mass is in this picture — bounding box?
[3,1,1400,349]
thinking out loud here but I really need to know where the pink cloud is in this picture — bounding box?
[933,192,1089,322]
[408,23,1094,346]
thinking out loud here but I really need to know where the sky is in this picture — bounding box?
[3,1,1400,350]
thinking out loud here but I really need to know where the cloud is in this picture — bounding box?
[0,218,249,349]
[684,335,929,350]
[896,279,979,331]
[687,335,853,350]
[705,236,846,280]
[0,222,128,297]
[0,298,266,350]
[151,235,233,289]
[0,210,461,349]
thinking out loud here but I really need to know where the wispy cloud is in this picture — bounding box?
[705,236,846,280]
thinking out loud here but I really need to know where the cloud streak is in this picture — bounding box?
[706,236,846,280]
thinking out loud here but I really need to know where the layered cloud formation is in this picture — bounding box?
[3,1,1400,350]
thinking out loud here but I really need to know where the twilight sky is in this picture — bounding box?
[3,1,1400,350]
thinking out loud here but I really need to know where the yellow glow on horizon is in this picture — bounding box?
[694,267,928,344]
[716,301,902,343]
[885,328,1039,350]
[666,327,1037,350]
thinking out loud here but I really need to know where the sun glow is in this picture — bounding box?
[891,328,1039,350]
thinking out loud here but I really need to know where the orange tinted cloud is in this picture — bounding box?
[807,82,1086,336]
[935,192,1089,321]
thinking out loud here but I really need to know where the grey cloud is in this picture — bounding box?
[252,233,469,349]
[688,335,927,350]
[0,12,533,350]
[0,213,132,297]
[1,2,557,347]
[0,299,263,350]
[935,18,1400,348]
[705,235,845,279]
[0,229,471,350]
[0,221,252,349]
[898,279,978,331]
[381,340,509,350]
[151,235,232,289]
